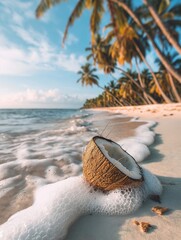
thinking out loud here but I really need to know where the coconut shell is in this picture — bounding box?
[83,136,143,191]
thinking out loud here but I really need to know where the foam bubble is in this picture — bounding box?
[0,168,162,240]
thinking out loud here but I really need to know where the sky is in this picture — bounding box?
[0,0,106,108]
[0,0,179,108]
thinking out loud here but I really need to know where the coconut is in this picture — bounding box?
[83,136,143,191]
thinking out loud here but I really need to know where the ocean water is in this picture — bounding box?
[0,109,160,240]
[0,109,98,224]
[0,109,96,166]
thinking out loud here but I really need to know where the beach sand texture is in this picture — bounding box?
[66,103,181,240]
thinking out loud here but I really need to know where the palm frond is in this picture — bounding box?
[36,0,65,18]
[85,47,92,51]
[91,74,99,80]
[90,0,105,42]
[158,0,170,14]
[63,0,86,44]
[104,30,115,43]
[86,53,93,61]
[169,4,181,16]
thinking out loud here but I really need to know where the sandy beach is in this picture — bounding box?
[66,103,181,240]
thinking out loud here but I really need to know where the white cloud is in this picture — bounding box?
[1,0,33,11]
[13,26,40,46]
[0,88,85,108]
[0,27,85,76]
[57,53,85,72]
[12,12,24,26]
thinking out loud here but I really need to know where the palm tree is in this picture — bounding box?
[118,70,147,105]
[86,29,157,104]
[133,40,172,103]
[111,0,181,83]
[143,0,181,55]
[143,1,180,53]
[155,53,181,102]
[149,72,173,102]
[77,63,99,87]
[86,34,115,74]
[77,63,123,106]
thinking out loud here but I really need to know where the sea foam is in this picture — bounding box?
[0,168,162,240]
[118,120,156,162]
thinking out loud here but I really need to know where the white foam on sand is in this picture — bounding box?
[0,168,162,240]
[118,120,156,162]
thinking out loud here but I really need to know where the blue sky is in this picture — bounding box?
[0,0,179,108]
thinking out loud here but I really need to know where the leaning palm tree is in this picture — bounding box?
[86,32,157,104]
[143,0,181,55]
[155,53,181,102]
[143,1,181,53]
[86,34,115,74]
[118,75,141,105]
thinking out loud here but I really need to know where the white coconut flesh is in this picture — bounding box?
[95,138,142,180]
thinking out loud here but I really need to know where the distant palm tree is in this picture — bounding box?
[86,34,115,74]
[77,63,99,87]
[118,75,139,105]
[77,63,123,106]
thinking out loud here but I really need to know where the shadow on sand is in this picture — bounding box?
[142,133,164,164]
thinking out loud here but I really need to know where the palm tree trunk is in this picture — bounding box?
[168,72,181,102]
[132,89,148,105]
[133,41,172,103]
[111,0,181,83]
[135,58,152,104]
[143,0,181,55]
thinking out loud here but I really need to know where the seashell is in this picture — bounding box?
[133,220,152,233]
[152,206,169,215]
[82,136,144,191]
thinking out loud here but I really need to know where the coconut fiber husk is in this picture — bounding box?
[83,136,144,191]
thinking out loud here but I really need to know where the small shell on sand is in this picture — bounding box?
[133,220,152,233]
[152,206,169,215]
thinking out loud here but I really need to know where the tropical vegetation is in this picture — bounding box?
[36,0,181,108]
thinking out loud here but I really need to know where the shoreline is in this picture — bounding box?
[66,103,181,240]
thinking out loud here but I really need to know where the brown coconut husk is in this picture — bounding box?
[83,136,143,191]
